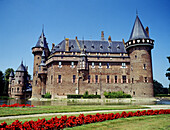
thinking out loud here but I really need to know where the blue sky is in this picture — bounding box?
[0,0,170,87]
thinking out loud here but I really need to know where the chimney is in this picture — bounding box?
[145,26,149,37]
[108,36,111,42]
[65,38,69,51]
[101,31,104,40]
[52,43,55,50]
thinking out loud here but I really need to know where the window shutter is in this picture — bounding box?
[109,78,111,83]
[121,79,123,83]
[98,77,100,83]
[126,79,128,83]
[75,79,77,83]
[72,79,73,83]
[57,78,58,83]
[61,79,62,83]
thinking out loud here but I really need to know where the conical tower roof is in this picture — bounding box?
[129,15,149,40]
[35,29,49,49]
[16,61,27,72]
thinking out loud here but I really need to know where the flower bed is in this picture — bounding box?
[0,103,34,108]
[0,109,170,129]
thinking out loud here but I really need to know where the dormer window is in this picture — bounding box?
[71,45,74,48]
[91,45,94,49]
[100,45,103,49]
[84,45,86,49]
[108,46,111,49]
[117,45,120,49]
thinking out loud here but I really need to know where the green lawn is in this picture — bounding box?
[0,105,147,117]
[65,114,170,130]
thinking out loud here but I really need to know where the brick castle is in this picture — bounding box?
[31,15,154,99]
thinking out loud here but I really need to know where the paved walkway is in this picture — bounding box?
[0,105,170,121]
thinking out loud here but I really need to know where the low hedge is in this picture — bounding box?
[155,94,170,97]
[67,94,101,99]
[104,91,132,98]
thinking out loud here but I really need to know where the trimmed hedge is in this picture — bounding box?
[67,94,101,99]
[104,91,132,98]
[155,94,170,97]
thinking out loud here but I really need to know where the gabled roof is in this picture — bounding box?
[35,31,49,49]
[51,39,126,54]
[129,15,149,40]
[16,61,27,72]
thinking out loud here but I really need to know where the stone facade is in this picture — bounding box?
[31,15,154,98]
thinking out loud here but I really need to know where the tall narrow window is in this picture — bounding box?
[92,62,95,68]
[144,77,148,82]
[88,75,90,83]
[58,75,61,83]
[107,75,110,83]
[122,63,126,68]
[143,64,146,70]
[99,62,102,68]
[51,75,53,84]
[59,62,62,68]
[132,78,134,83]
[115,76,117,83]
[73,75,76,83]
[71,62,74,68]
[107,63,109,69]
[122,76,126,83]
[95,75,98,83]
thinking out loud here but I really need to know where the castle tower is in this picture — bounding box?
[8,71,14,97]
[32,29,49,98]
[125,15,154,97]
[10,61,28,98]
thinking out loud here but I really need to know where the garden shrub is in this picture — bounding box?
[155,94,170,97]
[104,91,131,98]
[43,92,51,98]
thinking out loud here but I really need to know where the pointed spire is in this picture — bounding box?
[129,15,149,40]
[9,71,14,77]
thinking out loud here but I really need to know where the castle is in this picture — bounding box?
[31,15,154,99]
[8,61,32,99]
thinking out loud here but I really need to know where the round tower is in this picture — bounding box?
[32,29,49,98]
[125,15,154,97]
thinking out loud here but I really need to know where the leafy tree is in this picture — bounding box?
[153,80,168,96]
[4,68,14,95]
[165,56,170,93]
[0,70,5,96]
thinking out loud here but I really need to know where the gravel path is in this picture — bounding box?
[0,105,170,120]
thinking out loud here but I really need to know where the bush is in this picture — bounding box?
[155,94,170,97]
[67,91,101,99]
[67,95,83,98]
[43,92,51,98]
[104,91,131,98]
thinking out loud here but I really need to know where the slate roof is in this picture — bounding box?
[35,31,49,49]
[51,39,127,54]
[129,15,149,40]
[16,61,27,72]
[9,71,14,77]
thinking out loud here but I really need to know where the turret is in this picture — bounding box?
[8,71,14,96]
[125,15,154,97]
[32,28,49,98]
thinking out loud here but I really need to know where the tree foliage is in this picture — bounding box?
[153,80,168,96]
[0,70,5,95]
[165,56,170,93]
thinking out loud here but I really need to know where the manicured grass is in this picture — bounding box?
[65,114,170,130]
[0,105,147,117]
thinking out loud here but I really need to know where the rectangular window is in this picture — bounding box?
[144,77,148,82]
[107,75,109,83]
[58,75,61,83]
[132,78,134,83]
[115,76,117,83]
[92,62,95,68]
[95,75,98,83]
[122,63,126,68]
[59,62,62,68]
[143,64,146,70]
[88,75,90,83]
[71,62,74,68]
[107,63,109,69]
[99,62,102,68]
[73,75,76,83]
[51,75,53,84]
[122,76,126,83]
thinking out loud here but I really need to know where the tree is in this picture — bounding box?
[165,56,170,93]
[0,70,5,96]
[153,80,168,96]
[4,68,14,96]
